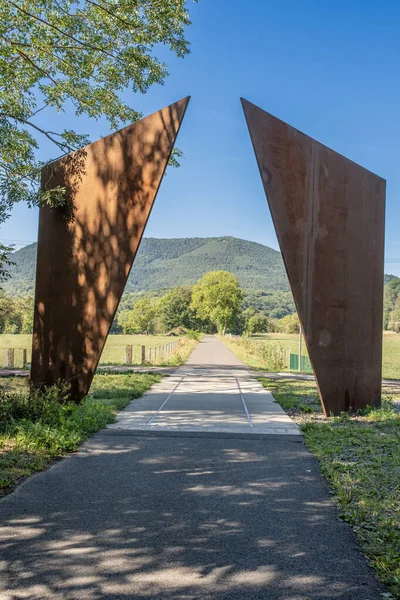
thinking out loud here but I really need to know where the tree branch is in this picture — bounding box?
[86,0,138,28]
[0,34,58,85]
[7,0,119,61]
[0,111,77,153]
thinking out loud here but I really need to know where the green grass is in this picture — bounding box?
[221,334,286,371]
[0,372,161,497]
[254,332,308,357]
[258,377,321,413]
[382,333,400,379]
[235,332,400,380]
[259,376,400,598]
[3,331,400,378]
[0,334,184,368]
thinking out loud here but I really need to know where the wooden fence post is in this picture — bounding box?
[149,348,152,363]
[22,349,28,367]
[6,348,14,369]
[125,345,133,365]
[141,345,146,364]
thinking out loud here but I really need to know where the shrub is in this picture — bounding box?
[0,383,70,430]
[185,329,201,341]
[277,313,300,334]
[0,382,112,454]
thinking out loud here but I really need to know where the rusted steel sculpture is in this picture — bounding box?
[31,97,190,400]
[242,98,385,415]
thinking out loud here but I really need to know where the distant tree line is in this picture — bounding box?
[0,294,33,334]
[114,271,301,336]
[384,276,400,332]
[1,273,400,336]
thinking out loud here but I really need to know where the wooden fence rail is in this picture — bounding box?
[123,340,181,365]
[0,342,181,369]
[2,348,29,369]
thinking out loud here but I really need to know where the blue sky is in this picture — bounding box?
[1,0,400,275]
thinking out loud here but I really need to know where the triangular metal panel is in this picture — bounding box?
[31,97,190,399]
[242,98,385,415]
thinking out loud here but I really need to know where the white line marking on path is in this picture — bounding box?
[236,378,254,428]
[146,376,186,425]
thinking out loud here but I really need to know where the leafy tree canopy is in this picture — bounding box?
[0,0,196,268]
[158,286,196,332]
[245,313,269,335]
[117,296,157,334]
[191,270,243,335]
[0,292,33,332]
[277,312,300,334]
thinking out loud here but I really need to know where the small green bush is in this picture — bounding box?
[185,329,201,341]
[0,383,112,455]
[0,383,70,430]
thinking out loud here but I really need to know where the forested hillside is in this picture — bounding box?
[4,237,398,330]
[3,236,291,296]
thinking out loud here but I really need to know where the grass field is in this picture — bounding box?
[1,331,400,378]
[0,334,184,368]
[249,332,400,380]
[258,376,400,598]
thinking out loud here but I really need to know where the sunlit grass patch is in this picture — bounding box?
[259,377,321,414]
[260,376,400,598]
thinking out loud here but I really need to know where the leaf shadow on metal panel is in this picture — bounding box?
[32,99,189,400]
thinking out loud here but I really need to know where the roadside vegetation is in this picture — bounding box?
[0,372,162,498]
[2,270,400,377]
[223,331,400,380]
[259,376,400,598]
[221,334,286,372]
[144,335,199,367]
[4,274,400,343]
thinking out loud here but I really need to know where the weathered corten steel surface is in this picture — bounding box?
[31,97,190,400]
[242,98,386,415]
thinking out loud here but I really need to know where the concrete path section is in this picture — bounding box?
[108,336,301,436]
[0,336,387,599]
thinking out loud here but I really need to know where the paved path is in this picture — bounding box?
[108,336,301,436]
[0,336,386,599]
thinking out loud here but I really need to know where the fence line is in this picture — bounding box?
[288,351,313,373]
[0,340,182,369]
[0,348,29,369]
[124,339,181,365]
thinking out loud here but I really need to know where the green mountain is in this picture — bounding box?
[4,236,291,296]
[4,243,38,297]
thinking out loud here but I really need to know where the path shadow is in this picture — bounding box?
[0,435,384,599]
